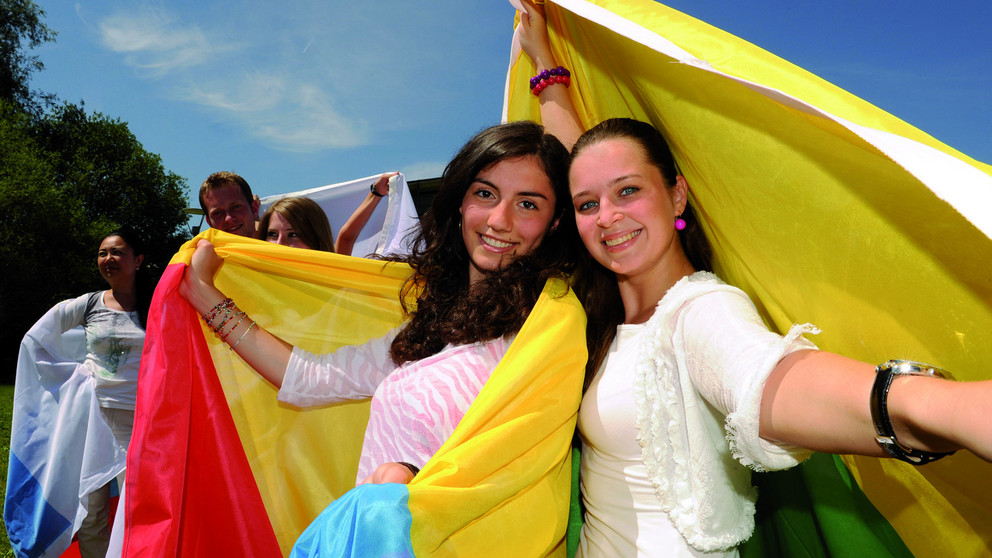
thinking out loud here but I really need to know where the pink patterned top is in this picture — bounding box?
[279,328,512,483]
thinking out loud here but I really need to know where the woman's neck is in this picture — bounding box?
[617,255,697,324]
[105,283,138,312]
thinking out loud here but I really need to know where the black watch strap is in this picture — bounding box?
[869,360,955,465]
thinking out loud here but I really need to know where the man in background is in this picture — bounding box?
[198,171,259,237]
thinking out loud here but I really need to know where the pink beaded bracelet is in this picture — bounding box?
[529,66,571,96]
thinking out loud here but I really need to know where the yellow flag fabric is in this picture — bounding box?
[137,230,584,556]
[175,232,407,552]
[504,1,992,556]
[407,272,584,556]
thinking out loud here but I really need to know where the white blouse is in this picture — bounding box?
[578,272,817,556]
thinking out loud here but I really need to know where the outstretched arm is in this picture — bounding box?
[178,239,294,387]
[518,0,584,151]
[760,349,992,462]
[335,172,398,256]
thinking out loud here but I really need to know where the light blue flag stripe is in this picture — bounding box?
[291,483,415,558]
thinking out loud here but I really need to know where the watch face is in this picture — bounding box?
[885,360,947,379]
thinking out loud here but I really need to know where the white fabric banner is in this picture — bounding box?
[259,172,421,257]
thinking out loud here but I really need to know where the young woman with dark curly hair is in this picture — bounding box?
[178,120,580,486]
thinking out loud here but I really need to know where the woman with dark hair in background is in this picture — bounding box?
[54,230,151,557]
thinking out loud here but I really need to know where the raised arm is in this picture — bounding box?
[178,239,294,387]
[760,349,992,462]
[518,0,584,150]
[334,172,398,256]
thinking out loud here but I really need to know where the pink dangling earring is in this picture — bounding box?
[674,214,687,231]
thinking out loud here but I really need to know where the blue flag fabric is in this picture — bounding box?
[5,302,126,557]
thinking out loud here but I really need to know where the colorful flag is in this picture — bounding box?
[120,231,586,556]
[5,304,127,557]
[504,1,992,555]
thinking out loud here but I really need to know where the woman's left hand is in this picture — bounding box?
[360,462,416,485]
[189,239,223,284]
[518,0,554,68]
[178,239,226,313]
[372,172,399,197]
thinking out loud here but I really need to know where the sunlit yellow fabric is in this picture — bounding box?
[171,230,584,556]
[506,1,992,555]
[408,277,584,557]
[171,231,407,552]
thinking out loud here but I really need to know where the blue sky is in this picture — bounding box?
[31,1,991,217]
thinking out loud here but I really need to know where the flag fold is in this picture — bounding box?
[122,230,585,557]
[504,1,992,555]
[6,303,126,558]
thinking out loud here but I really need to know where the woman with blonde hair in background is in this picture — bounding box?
[258,196,335,252]
[258,172,399,255]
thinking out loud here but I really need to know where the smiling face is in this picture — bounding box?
[203,183,259,237]
[264,211,313,249]
[570,138,689,282]
[97,235,143,287]
[459,155,558,285]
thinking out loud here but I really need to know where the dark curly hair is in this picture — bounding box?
[385,121,578,365]
[570,118,713,387]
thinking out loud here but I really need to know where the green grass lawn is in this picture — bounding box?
[1,383,15,557]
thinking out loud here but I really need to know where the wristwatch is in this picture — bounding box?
[370,181,385,197]
[869,359,955,465]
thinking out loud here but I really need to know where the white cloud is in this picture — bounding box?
[250,84,368,151]
[94,5,368,151]
[97,8,228,75]
[92,2,474,152]
[181,72,285,113]
[183,76,366,151]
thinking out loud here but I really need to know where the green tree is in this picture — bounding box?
[1,2,191,381]
[0,0,56,115]
[33,102,191,266]
[0,100,191,381]
[0,101,92,377]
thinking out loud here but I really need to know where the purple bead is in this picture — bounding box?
[674,218,687,231]
[540,69,551,80]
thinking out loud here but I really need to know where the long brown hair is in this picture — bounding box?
[257,196,335,252]
[385,121,578,365]
[571,118,713,387]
